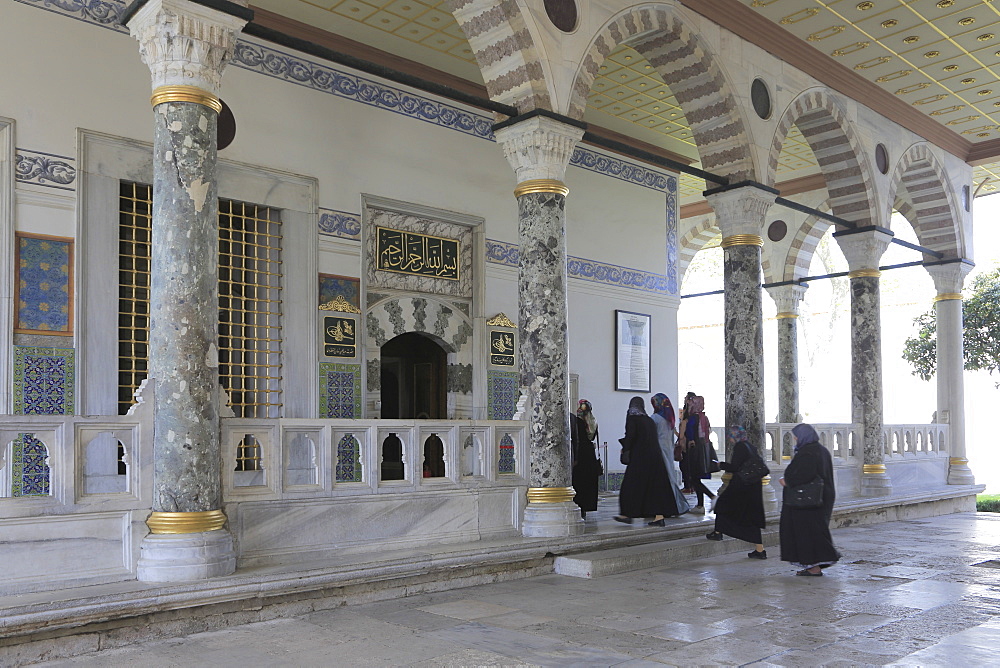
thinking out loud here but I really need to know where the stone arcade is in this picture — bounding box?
[0,0,990,657]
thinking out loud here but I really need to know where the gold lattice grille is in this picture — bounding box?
[116,186,284,418]
[118,182,152,415]
[218,199,283,418]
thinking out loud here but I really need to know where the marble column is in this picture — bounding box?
[765,284,808,456]
[128,0,249,581]
[834,227,893,497]
[926,261,975,485]
[705,184,775,458]
[494,115,585,537]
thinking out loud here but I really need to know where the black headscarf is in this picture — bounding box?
[627,396,647,416]
[792,423,820,452]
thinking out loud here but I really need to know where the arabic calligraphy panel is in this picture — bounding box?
[489,330,516,367]
[376,227,460,281]
[323,316,357,358]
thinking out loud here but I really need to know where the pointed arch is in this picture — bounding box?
[783,213,832,282]
[569,4,756,181]
[888,143,965,259]
[447,0,551,113]
[768,89,879,230]
[677,215,719,285]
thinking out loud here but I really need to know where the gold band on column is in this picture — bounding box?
[862,464,886,474]
[848,269,881,279]
[720,234,764,248]
[934,293,964,302]
[147,509,227,534]
[150,85,223,114]
[761,476,771,485]
[721,472,733,482]
[775,312,798,319]
[526,486,576,503]
[513,179,569,198]
[949,457,969,466]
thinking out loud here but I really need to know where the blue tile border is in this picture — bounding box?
[319,208,361,240]
[15,149,77,191]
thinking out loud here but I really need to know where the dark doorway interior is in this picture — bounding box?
[380,333,447,419]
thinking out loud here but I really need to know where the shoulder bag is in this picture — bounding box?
[736,444,770,484]
[618,437,630,465]
[784,476,824,508]
[706,441,721,474]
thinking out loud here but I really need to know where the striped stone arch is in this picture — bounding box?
[569,4,756,181]
[446,0,551,113]
[888,143,964,259]
[783,213,832,282]
[768,89,878,229]
[366,296,473,356]
[677,215,720,285]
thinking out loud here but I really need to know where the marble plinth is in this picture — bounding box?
[136,530,236,582]
[521,501,584,538]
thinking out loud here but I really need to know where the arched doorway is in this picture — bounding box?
[380,332,447,419]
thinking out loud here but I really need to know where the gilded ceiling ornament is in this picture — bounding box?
[832,42,870,56]
[977,132,991,137]
[319,295,361,313]
[486,313,517,328]
[782,8,821,24]
[877,69,912,82]
[946,115,981,125]
[924,51,941,58]
[881,19,898,28]
[979,34,995,41]
[902,36,920,44]
[944,64,959,71]
[962,124,996,134]
[994,101,1000,106]
[913,94,949,104]
[751,0,781,6]
[895,82,931,94]
[857,2,874,10]
[808,25,846,40]
[979,89,993,96]
[855,56,892,69]
[961,78,976,84]
[936,0,955,7]
[958,17,976,27]
[930,105,966,115]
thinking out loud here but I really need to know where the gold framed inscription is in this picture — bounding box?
[324,316,357,358]
[376,227,460,281]
[490,330,516,366]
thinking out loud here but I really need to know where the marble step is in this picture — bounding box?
[554,529,780,578]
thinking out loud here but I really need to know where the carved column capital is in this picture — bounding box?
[765,283,809,316]
[127,0,250,96]
[835,228,893,273]
[493,116,585,185]
[705,185,774,238]
[925,261,973,296]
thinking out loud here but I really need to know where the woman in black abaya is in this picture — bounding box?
[614,396,680,526]
[779,423,840,576]
[706,425,766,559]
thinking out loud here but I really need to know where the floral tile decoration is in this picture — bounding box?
[498,432,516,475]
[13,346,75,415]
[488,370,519,420]
[15,233,73,334]
[336,433,363,483]
[11,433,51,497]
[319,274,360,310]
[319,363,362,418]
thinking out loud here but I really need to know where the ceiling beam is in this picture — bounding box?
[679,172,828,219]
[678,0,989,164]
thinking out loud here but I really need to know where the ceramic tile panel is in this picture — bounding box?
[319,363,362,418]
[13,346,75,415]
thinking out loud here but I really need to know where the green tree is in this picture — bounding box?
[902,267,1000,385]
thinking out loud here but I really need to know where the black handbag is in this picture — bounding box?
[784,477,824,508]
[736,443,769,484]
[706,442,721,474]
[618,437,630,465]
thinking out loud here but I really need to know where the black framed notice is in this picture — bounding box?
[615,310,651,392]
[490,330,516,366]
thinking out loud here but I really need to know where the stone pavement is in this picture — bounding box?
[32,511,1000,667]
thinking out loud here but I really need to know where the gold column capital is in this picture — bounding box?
[775,312,799,319]
[848,269,881,279]
[147,509,228,534]
[514,179,569,198]
[934,293,964,303]
[720,234,764,248]
[526,486,576,503]
[151,85,223,114]
[862,464,886,474]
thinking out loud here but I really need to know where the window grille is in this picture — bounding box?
[116,184,283,418]
[235,434,263,472]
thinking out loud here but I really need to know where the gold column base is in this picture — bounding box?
[848,269,881,279]
[775,312,799,319]
[147,509,228,534]
[781,455,792,461]
[949,457,969,466]
[934,293,963,302]
[526,486,576,503]
[720,234,763,248]
[720,472,733,482]
[760,476,771,485]
[150,85,222,114]
[862,464,886,474]
[513,179,569,198]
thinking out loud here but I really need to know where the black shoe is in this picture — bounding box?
[613,515,633,525]
[748,550,767,559]
[706,531,724,541]
[647,519,666,527]
[796,569,823,576]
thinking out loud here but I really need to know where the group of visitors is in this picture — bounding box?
[573,395,840,577]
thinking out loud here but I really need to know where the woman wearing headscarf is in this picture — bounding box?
[650,393,689,516]
[706,425,766,558]
[779,423,840,576]
[570,403,600,520]
[679,395,716,513]
[577,399,599,447]
[614,396,680,526]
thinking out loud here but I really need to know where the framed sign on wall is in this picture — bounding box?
[615,310,650,393]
